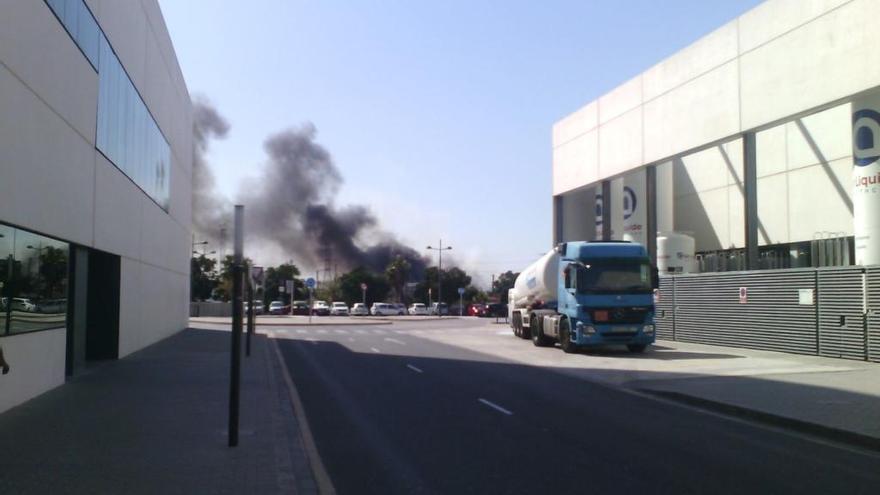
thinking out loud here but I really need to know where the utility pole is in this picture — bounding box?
[426,240,452,316]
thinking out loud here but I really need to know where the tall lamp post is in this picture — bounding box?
[426,240,452,316]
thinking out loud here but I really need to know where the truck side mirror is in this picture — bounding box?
[651,266,660,290]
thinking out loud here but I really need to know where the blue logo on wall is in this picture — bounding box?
[595,187,637,224]
[854,109,880,166]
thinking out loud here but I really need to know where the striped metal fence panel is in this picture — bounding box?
[864,267,880,363]
[817,267,867,360]
[655,277,675,340]
[667,268,819,355]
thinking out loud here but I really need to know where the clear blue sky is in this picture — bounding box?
[159,0,763,285]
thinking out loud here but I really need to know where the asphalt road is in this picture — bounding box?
[274,318,880,495]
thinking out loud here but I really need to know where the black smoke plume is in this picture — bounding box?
[192,99,427,278]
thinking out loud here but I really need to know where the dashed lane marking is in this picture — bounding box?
[384,338,406,345]
[370,347,381,353]
[478,398,513,416]
[406,364,423,374]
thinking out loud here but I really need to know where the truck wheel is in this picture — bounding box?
[512,313,521,338]
[627,344,647,353]
[531,315,550,347]
[559,319,577,354]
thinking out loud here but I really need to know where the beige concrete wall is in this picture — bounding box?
[553,0,875,195]
[0,0,192,411]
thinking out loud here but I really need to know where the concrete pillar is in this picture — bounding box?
[553,195,563,245]
[600,181,611,240]
[743,133,759,270]
[656,160,674,233]
[645,166,657,264]
[609,177,624,240]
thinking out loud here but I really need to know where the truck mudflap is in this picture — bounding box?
[571,320,656,346]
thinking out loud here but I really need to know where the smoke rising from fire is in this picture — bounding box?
[192,98,428,278]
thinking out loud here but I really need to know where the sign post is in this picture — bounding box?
[458,287,465,316]
[361,282,367,308]
[228,205,244,447]
[306,277,316,324]
[246,266,263,357]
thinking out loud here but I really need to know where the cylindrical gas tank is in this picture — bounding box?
[657,232,696,274]
[512,250,559,308]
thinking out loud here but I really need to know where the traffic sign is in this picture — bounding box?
[306,277,316,289]
[360,283,367,290]
[458,287,465,295]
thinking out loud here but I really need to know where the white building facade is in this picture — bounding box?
[553,0,880,273]
[0,0,192,413]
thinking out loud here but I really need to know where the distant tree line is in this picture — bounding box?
[190,253,520,308]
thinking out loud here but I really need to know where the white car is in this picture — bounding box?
[312,300,330,316]
[330,301,349,316]
[408,303,429,316]
[350,303,369,316]
[370,302,398,316]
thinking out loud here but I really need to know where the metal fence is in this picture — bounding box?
[657,265,880,362]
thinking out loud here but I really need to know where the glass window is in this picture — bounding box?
[75,1,100,67]
[1,226,69,336]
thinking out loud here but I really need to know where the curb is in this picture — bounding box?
[188,319,392,327]
[640,389,880,453]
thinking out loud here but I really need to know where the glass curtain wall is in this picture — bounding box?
[0,224,69,336]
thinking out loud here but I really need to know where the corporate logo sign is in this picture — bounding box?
[853,95,880,265]
[594,187,637,225]
[854,108,880,191]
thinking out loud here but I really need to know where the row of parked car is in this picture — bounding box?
[246,299,508,318]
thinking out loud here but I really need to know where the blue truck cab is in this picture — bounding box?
[510,241,659,353]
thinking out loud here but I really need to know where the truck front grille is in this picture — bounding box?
[589,307,650,324]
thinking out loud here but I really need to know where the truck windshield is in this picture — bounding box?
[576,258,652,294]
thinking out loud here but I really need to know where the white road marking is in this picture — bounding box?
[354,329,367,335]
[394,330,407,334]
[406,364,423,374]
[296,329,307,334]
[348,337,356,342]
[373,330,387,335]
[334,329,349,334]
[370,347,381,353]
[496,330,514,336]
[478,398,513,416]
[317,329,328,334]
[384,338,406,345]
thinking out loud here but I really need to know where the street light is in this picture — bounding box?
[426,240,452,316]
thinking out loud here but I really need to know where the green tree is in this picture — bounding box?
[491,270,519,303]
[414,266,472,305]
[190,254,217,301]
[263,263,302,305]
[214,255,254,302]
[39,246,68,298]
[337,267,390,306]
[384,255,411,303]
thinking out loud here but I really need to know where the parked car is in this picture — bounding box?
[430,302,449,315]
[392,303,407,315]
[350,303,369,316]
[330,301,349,316]
[244,301,264,315]
[486,303,508,318]
[312,300,330,316]
[467,303,489,317]
[291,300,310,315]
[37,298,67,314]
[370,302,398,316]
[10,298,36,312]
[408,303,429,316]
[268,300,287,315]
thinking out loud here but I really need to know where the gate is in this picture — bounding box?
[817,267,867,360]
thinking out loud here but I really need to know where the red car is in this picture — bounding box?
[467,303,489,317]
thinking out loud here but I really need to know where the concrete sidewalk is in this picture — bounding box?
[0,328,317,494]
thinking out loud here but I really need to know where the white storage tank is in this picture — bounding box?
[657,232,696,274]
[511,249,560,308]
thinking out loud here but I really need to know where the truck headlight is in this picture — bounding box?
[580,324,595,335]
[643,324,655,335]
